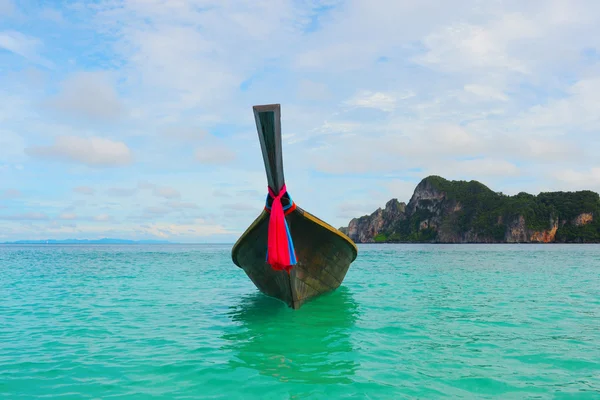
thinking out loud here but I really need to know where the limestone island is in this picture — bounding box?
[340,176,600,244]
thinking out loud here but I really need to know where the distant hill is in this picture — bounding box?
[340,175,600,243]
[1,238,171,244]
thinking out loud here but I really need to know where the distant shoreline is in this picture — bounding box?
[0,240,170,245]
[0,242,235,245]
[353,241,600,244]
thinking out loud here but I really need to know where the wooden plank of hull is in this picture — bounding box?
[232,103,358,309]
[232,206,358,309]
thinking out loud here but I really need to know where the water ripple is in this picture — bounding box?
[1,243,599,398]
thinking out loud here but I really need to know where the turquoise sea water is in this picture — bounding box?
[1,244,599,399]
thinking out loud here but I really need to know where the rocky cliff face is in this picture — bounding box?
[346,199,406,243]
[342,176,600,244]
[573,213,593,226]
[506,215,559,243]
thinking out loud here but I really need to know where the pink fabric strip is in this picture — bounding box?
[267,184,293,272]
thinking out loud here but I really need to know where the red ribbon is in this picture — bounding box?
[267,184,293,272]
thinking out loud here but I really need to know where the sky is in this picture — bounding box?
[1,0,600,243]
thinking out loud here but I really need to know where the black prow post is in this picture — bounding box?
[253,104,293,211]
[253,104,285,194]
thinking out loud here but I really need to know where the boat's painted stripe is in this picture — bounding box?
[285,218,297,265]
[232,204,358,267]
[284,203,297,216]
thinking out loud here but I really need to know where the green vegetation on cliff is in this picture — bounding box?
[428,176,556,231]
[355,176,600,243]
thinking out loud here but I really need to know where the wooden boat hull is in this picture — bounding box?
[232,206,358,309]
[231,103,358,309]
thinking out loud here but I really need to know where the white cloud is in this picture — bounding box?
[153,186,180,199]
[297,80,331,101]
[221,202,257,212]
[0,217,233,242]
[413,13,541,74]
[464,84,508,102]
[420,124,480,152]
[514,78,600,134]
[385,179,420,203]
[73,186,95,195]
[344,91,399,112]
[0,212,48,220]
[554,167,600,189]
[309,121,488,175]
[159,126,207,142]
[143,206,170,216]
[137,181,156,190]
[167,201,198,209]
[138,220,232,238]
[106,187,137,197]
[115,23,239,110]
[59,212,77,220]
[195,145,236,165]
[523,138,586,163]
[46,72,125,120]
[336,202,382,219]
[26,136,133,167]
[0,30,52,68]
[314,121,361,136]
[429,158,520,178]
[0,131,25,162]
[213,190,228,197]
[291,1,481,71]
[94,214,112,222]
[133,182,182,201]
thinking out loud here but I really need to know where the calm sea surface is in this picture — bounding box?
[1,244,599,399]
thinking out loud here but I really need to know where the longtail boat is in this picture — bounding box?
[231,104,358,309]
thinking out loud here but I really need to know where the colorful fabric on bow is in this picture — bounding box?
[264,185,297,272]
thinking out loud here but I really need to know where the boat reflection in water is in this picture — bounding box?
[222,286,359,385]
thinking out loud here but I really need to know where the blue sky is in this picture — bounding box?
[1,0,599,242]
